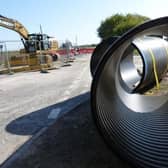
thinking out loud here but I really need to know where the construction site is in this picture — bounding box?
[0,15,94,74]
[1,1,168,168]
[0,14,96,168]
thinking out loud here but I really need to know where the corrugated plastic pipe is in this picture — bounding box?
[91,17,168,168]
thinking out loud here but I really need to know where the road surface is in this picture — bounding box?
[0,54,91,165]
[2,100,131,168]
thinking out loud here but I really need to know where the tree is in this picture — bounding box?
[97,13,150,40]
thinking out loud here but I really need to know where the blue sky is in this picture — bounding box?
[0,0,168,46]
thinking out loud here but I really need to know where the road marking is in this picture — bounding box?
[48,108,61,119]
[48,61,89,119]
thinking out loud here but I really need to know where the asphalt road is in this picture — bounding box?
[0,54,91,165]
[2,100,131,168]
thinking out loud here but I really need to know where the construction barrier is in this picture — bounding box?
[0,40,62,74]
[57,47,95,55]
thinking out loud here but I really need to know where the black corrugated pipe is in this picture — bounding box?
[120,36,168,93]
[91,17,168,168]
[90,36,119,76]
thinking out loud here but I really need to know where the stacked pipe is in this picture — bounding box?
[91,17,168,168]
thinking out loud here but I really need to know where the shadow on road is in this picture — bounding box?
[2,94,131,168]
[6,92,90,135]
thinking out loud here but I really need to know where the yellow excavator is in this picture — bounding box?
[0,14,59,72]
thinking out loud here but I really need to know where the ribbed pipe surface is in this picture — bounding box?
[120,36,168,92]
[91,17,168,168]
[90,36,119,76]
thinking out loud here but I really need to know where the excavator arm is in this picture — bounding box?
[0,14,57,53]
[0,15,29,40]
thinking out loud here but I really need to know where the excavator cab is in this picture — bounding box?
[27,34,50,52]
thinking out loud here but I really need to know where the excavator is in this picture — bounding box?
[0,14,59,72]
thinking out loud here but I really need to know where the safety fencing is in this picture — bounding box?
[0,40,84,74]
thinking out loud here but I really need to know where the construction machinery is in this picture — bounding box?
[0,14,59,72]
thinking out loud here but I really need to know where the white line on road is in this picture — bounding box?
[48,108,61,119]
[47,61,89,119]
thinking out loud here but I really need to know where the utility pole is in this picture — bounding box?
[40,24,43,34]
[4,42,12,74]
[75,35,78,47]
